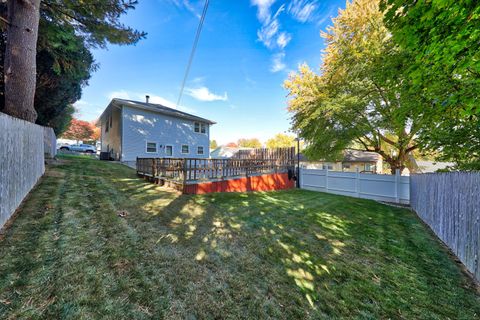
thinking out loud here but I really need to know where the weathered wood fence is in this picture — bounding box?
[43,127,57,159]
[0,112,52,229]
[410,172,480,282]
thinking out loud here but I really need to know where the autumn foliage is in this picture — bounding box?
[62,118,96,141]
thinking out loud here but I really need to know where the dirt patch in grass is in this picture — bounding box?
[0,155,478,319]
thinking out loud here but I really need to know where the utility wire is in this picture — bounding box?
[176,0,210,108]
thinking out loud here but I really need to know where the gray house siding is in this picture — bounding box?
[101,106,122,160]
[121,105,210,163]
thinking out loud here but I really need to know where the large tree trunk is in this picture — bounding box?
[3,0,40,122]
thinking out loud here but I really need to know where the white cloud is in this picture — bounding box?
[251,1,292,71]
[288,0,318,23]
[257,19,280,49]
[270,52,286,72]
[73,100,104,121]
[251,0,276,23]
[251,1,288,50]
[276,32,291,49]
[169,0,201,18]
[185,86,228,102]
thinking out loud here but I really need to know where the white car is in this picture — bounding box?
[59,144,96,153]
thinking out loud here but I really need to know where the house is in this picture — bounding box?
[299,149,383,174]
[99,97,215,167]
[210,146,254,159]
[409,160,454,173]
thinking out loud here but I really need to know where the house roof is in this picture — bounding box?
[210,146,253,159]
[343,149,380,162]
[414,160,454,173]
[101,98,216,125]
[298,149,381,163]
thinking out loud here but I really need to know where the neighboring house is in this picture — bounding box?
[409,160,454,173]
[300,149,383,174]
[99,97,215,166]
[210,146,253,159]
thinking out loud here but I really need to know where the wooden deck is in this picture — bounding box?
[136,147,297,194]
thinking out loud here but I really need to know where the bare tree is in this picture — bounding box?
[3,0,40,122]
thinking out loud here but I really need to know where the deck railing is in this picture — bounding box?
[136,157,295,183]
[137,147,296,184]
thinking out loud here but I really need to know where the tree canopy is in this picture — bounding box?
[285,0,421,174]
[381,0,480,116]
[237,138,262,148]
[0,0,144,133]
[210,140,218,150]
[61,118,95,142]
[381,0,480,170]
[266,133,296,149]
[41,0,146,48]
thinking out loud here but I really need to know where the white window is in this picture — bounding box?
[181,145,189,154]
[323,164,333,170]
[165,145,173,157]
[365,163,373,172]
[194,122,207,134]
[197,146,204,155]
[146,142,157,153]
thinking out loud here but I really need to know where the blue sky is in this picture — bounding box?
[75,0,345,144]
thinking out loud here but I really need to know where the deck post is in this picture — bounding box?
[222,159,226,180]
[153,158,158,183]
[182,159,187,187]
[194,159,197,181]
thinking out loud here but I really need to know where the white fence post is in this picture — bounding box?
[395,169,400,203]
[325,167,329,191]
[299,167,303,188]
[355,167,360,197]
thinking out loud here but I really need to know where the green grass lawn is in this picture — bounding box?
[0,155,478,319]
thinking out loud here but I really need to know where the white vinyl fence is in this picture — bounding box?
[300,168,410,204]
[411,172,480,282]
[0,112,50,229]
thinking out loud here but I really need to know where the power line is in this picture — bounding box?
[176,0,210,108]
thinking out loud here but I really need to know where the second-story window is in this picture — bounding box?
[197,146,204,155]
[181,145,189,154]
[194,122,206,134]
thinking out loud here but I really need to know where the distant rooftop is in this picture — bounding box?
[299,149,381,163]
[343,149,381,162]
[102,98,216,125]
[414,160,454,173]
[210,146,253,159]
